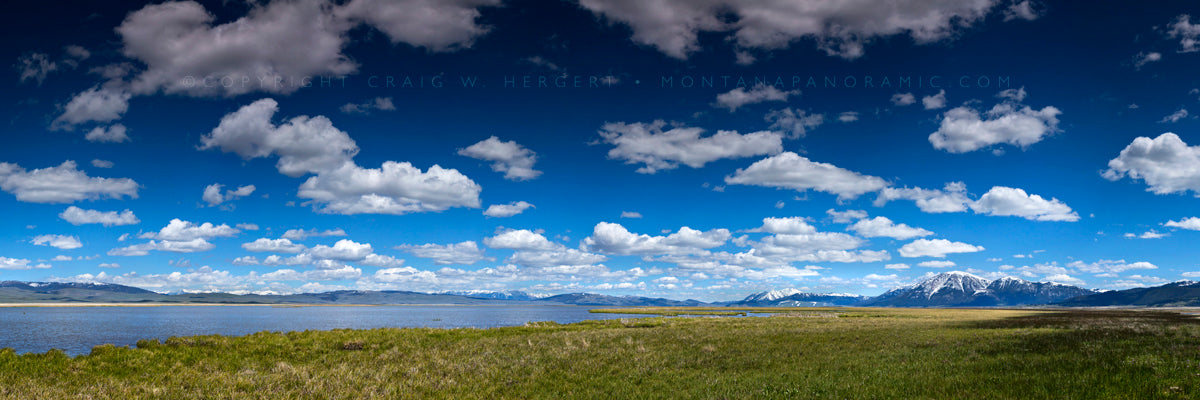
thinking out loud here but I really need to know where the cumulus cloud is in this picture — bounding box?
[598,120,783,174]
[1164,217,1200,230]
[725,152,888,200]
[139,219,240,241]
[0,161,139,204]
[929,88,1061,153]
[108,238,216,256]
[202,184,256,207]
[339,97,396,114]
[713,84,798,111]
[764,108,824,138]
[483,201,534,217]
[826,209,868,224]
[620,211,643,219]
[50,87,132,131]
[242,238,306,253]
[577,0,1001,60]
[891,93,916,106]
[484,229,608,269]
[202,99,481,214]
[1167,14,1200,53]
[59,206,140,226]
[582,222,731,256]
[918,260,957,268]
[307,239,374,261]
[898,238,984,258]
[875,182,971,213]
[848,217,934,239]
[458,136,542,180]
[84,124,130,143]
[397,241,491,265]
[0,257,51,270]
[335,0,500,51]
[747,217,817,235]
[1068,259,1157,274]
[969,186,1079,221]
[922,90,946,110]
[484,229,562,251]
[32,234,83,250]
[1159,108,1189,123]
[1103,133,1200,196]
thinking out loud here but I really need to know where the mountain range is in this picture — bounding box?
[3,273,1198,307]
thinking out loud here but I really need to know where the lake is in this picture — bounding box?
[0,305,655,356]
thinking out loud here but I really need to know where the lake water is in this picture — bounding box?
[0,305,656,356]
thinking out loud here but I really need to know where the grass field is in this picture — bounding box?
[2,308,1199,399]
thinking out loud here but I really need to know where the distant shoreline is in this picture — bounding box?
[0,303,588,308]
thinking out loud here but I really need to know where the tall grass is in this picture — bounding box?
[1,308,1198,399]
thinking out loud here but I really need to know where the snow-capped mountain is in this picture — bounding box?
[1056,280,1200,307]
[735,289,868,307]
[440,290,545,301]
[862,272,1096,307]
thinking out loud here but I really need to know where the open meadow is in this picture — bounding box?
[2,308,1199,399]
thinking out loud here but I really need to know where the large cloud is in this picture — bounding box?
[1103,133,1200,196]
[898,238,984,258]
[397,241,491,265]
[577,0,1000,60]
[0,161,139,204]
[713,84,797,111]
[848,217,934,239]
[582,222,730,256]
[32,234,83,250]
[336,0,500,51]
[598,120,783,173]
[929,88,1061,153]
[202,99,481,214]
[51,87,132,131]
[725,152,887,199]
[969,186,1079,221]
[139,219,240,241]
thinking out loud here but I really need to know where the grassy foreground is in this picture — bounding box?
[3,308,1200,399]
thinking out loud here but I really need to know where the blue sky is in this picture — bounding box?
[3,0,1200,300]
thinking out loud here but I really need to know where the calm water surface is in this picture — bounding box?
[0,305,653,356]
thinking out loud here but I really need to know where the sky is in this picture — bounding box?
[2,0,1200,301]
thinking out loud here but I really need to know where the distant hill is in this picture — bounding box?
[1055,281,1200,307]
[536,293,705,306]
[860,272,1096,307]
[731,289,867,307]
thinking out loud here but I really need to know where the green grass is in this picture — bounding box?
[2,308,1200,399]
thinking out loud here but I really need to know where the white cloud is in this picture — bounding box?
[582,222,730,256]
[599,120,783,174]
[1042,274,1085,286]
[398,241,490,265]
[1068,259,1157,274]
[1003,1,1040,21]
[339,97,396,114]
[891,93,916,106]
[898,239,984,258]
[885,263,910,270]
[918,260,956,268]
[848,216,934,240]
[1167,14,1200,53]
[725,152,888,200]
[203,99,481,214]
[236,223,260,231]
[969,186,1079,221]
[52,255,73,261]
[929,88,1061,153]
[875,182,971,213]
[837,111,859,123]
[484,230,561,251]
[16,53,56,85]
[280,228,347,241]
[1103,133,1200,196]
[0,161,139,204]
[99,263,120,269]
[713,84,798,111]
[51,87,131,131]
[458,136,542,180]
[84,124,130,143]
[1165,217,1200,230]
[748,217,817,235]
[922,90,946,110]
[764,108,824,138]
[577,0,1000,60]
[32,234,83,250]
[140,219,240,241]
[335,0,500,51]
[483,201,534,218]
[91,159,114,168]
[59,206,140,226]
[242,238,306,253]
[1134,52,1163,69]
[506,250,608,269]
[826,209,868,224]
[307,239,374,261]
[1124,230,1167,239]
[200,98,358,177]
[1159,108,1189,123]
[202,183,256,207]
[60,266,243,292]
[620,211,643,219]
[0,257,51,270]
[108,238,216,256]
